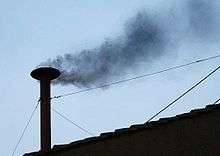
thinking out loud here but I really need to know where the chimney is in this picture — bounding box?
[31,67,60,151]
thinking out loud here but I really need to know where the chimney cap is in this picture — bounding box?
[31,67,60,80]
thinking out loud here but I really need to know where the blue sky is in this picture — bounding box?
[0,0,220,155]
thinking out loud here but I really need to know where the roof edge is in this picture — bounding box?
[24,104,220,156]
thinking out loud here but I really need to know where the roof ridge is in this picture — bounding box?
[24,104,220,156]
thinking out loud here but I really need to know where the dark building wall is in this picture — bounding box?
[26,107,220,156]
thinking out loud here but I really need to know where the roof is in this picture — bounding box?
[25,104,220,156]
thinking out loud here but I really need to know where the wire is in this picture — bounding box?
[11,99,40,156]
[146,65,220,122]
[51,54,220,100]
[214,98,220,104]
[52,108,95,137]
[11,101,94,155]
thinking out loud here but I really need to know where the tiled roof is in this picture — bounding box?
[24,104,220,156]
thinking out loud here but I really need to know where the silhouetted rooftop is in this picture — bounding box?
[24,104,220,156]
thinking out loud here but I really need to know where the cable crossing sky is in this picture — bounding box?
[11,100,40,156]
[146,64,220,122]
[51,54,220,100]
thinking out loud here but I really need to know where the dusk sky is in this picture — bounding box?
[1,0,220,155]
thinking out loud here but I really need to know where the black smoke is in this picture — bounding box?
[41,11,167,87]
[40,0,220,88]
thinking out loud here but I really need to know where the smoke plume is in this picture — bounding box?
[40,0,220,88]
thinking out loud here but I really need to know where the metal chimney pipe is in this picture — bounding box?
[31,67,60,151]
